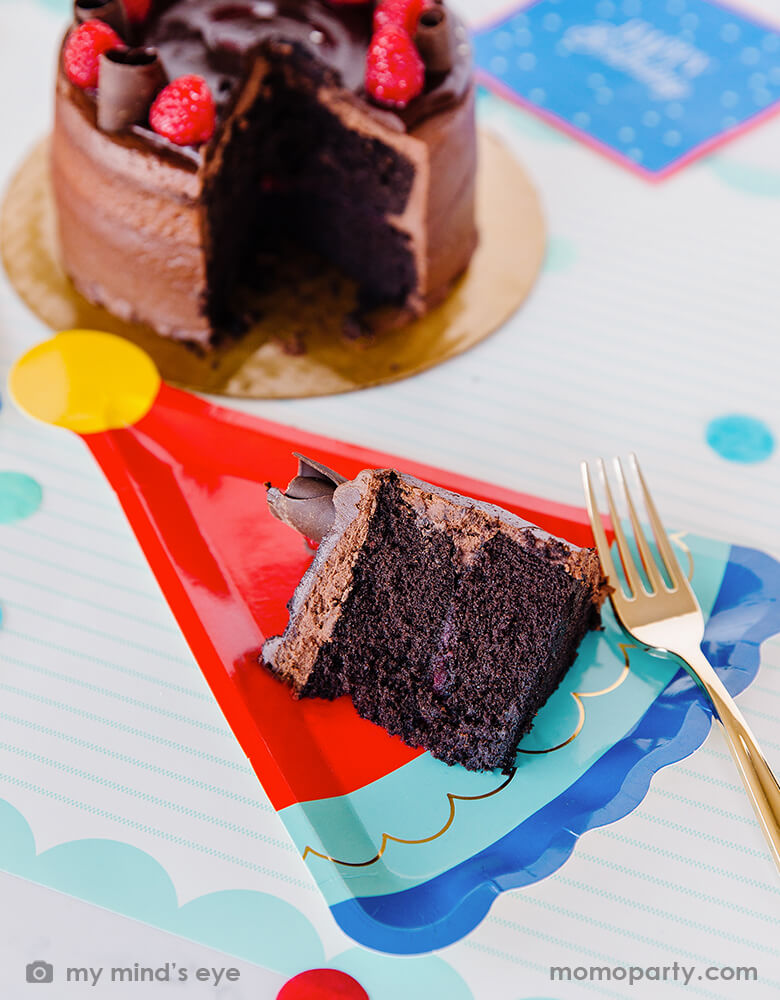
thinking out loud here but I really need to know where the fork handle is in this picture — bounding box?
[677,645,780,875]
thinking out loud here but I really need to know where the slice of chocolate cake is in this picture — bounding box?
[263,457,607,772]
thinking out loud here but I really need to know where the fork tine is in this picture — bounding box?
[629,453,686,589]
[614,457,666,594]
[597,458,644,598]
[580,460,623,597]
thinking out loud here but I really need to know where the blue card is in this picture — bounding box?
[473,0,780,177]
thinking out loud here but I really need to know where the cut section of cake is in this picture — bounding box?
[263,458,607,772]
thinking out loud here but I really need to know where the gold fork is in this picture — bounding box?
[582,454,780,874]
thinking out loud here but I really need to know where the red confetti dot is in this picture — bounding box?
[277,969,370,1000]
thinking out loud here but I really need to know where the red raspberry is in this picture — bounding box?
[63,21,122,90]
[365,24,425,109]
[149,75,216,146]
[374,0,426,35]
[123,0,152,23]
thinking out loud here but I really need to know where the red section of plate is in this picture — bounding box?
[83,382,597,810]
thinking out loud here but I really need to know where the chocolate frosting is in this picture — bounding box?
[267,454,347,543]
[97,47,167,132]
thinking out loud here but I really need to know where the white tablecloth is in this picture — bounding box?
[1,0,779,996]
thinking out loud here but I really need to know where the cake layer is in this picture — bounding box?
[264,469,606,772]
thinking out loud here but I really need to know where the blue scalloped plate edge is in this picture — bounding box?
[330,544,780,954]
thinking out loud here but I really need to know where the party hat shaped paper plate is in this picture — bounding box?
[10,331,780,955]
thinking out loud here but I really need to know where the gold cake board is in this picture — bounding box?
[0,131,545,399]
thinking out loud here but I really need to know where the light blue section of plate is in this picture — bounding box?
[282,533,730,906]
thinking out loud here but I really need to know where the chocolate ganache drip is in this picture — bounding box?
[267,454,347,543]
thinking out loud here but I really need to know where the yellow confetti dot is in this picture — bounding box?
[9,330,160,434]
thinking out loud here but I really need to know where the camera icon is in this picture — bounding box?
[26,961,54,984]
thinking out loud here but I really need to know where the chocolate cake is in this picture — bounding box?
[52,0,478,346]
[263,458,607,772]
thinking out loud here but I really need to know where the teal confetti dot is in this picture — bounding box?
[706,415,775,464]
[708,157,780,197]
[544,236,578,273]
[32,0,71,12]
[0,472,43,523]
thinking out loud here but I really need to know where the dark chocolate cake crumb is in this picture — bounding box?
[342,313,367,341]
[281,331,307,356]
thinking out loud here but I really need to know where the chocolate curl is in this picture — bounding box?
[267,454,347,544]
[414,6,456,75]
[74,0,128,38]
[293,454,348,486]
[97,48,167,133]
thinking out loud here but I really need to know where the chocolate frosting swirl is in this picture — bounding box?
[267,454,347,543]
